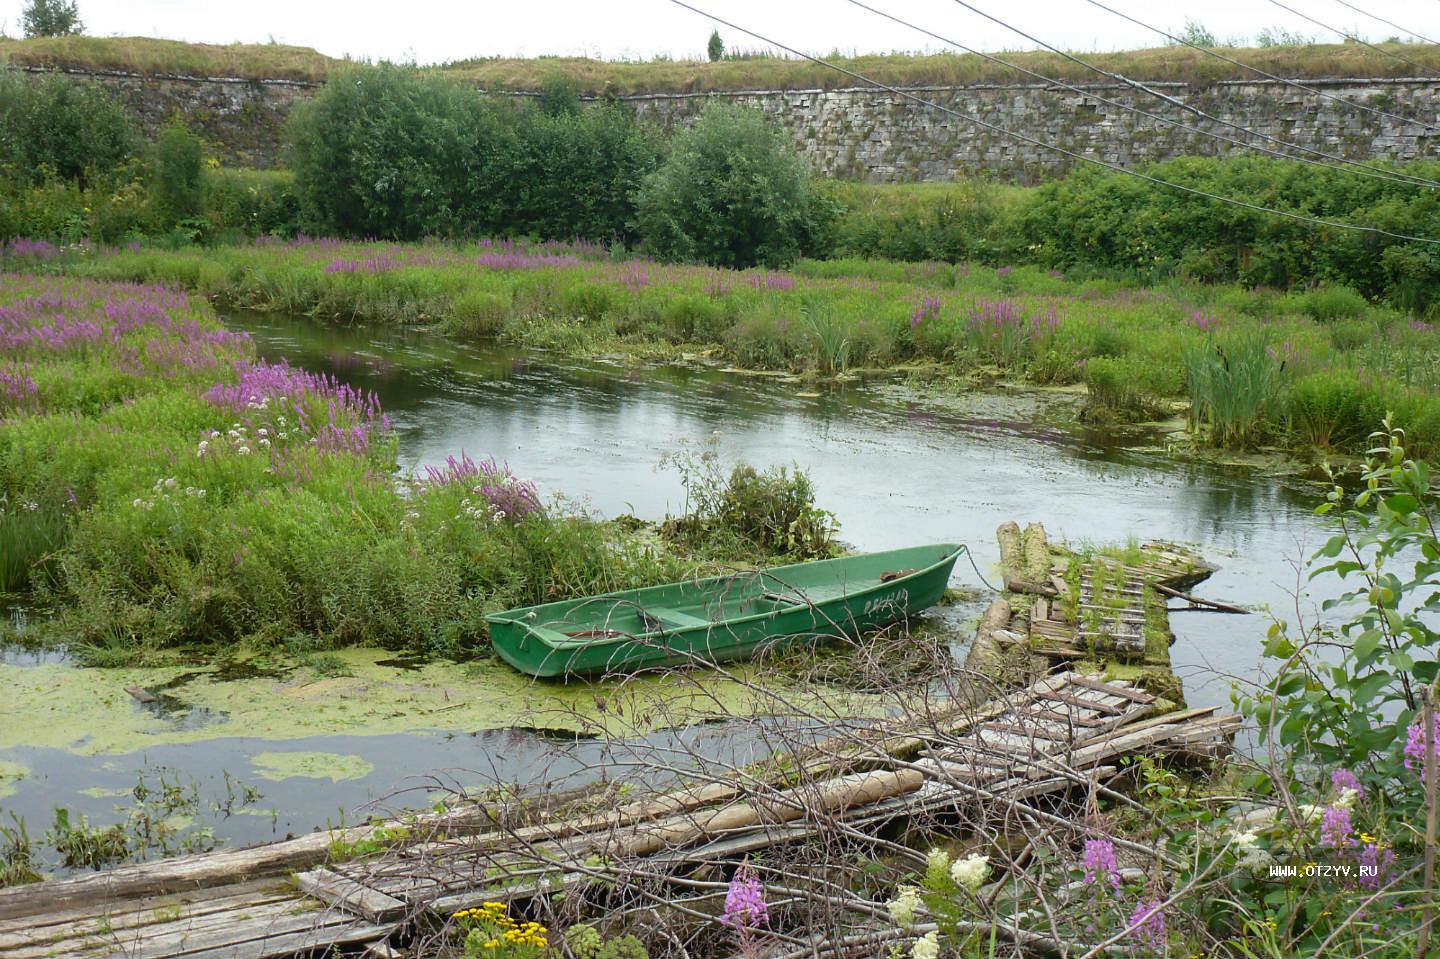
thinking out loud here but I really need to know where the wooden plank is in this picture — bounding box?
[147,918,395,959]
[982,721,1071,743]
[0,883,293,948]
[1019,706,1104,728]
[1069,675,1154,703]
[294,869,409,923]
[1039,689,1124,715]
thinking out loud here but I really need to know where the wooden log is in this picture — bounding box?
[1153,583,1249,614]
[963,599,1012,677]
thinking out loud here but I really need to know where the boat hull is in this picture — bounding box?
[484,543,963,678]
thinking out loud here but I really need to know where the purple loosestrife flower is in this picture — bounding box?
[910,296,941,330]
[1358,843,1397,890]
[1405,715,1440,778]
[722,863,768,930]
[1320,804,1355,848]
[1083,838,1121,890]
[996,266,1014,278]
[1331,768,1363,798]
[1127,898,1166,950]
[1188,310,1219,333]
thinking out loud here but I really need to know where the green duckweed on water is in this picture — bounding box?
[0,762,26,799]
[250,751,375,783]
[1,647,878,756]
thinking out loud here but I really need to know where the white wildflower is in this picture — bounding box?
[949,853,990,894]
[257,428,269,437]
[132,498,144,509]
[1296,804,1324,825]
[887,886,922,929]
[259,438,271,448]
[236,446,251,455]
[1335,788,1360,810]
[926,848,951,875]
[164,478,177,489]
[911,931,940,959]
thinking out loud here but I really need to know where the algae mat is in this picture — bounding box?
[0,647,875,755]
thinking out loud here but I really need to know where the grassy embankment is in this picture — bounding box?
[16,236,1440,460]
[4,34,1439,89]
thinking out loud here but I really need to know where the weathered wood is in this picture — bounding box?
[1153,583,1248,614]
[294,869,409,923]
[1069,675,1154,703]
[1038,689,1125,715]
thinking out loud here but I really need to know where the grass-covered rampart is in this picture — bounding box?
[16,236,1440,460]
[5,34,1439,90]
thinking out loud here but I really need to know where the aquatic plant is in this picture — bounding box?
[1184,328,1290,448]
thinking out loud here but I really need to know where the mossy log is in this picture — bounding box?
[998,520,1057,597]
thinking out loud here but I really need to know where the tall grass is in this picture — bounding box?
[1184,330,1291,448]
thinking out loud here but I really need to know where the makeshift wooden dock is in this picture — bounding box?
[0,670,1239,959]
[975,521,1225,689]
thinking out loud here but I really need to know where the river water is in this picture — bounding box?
[0,311,1344,868]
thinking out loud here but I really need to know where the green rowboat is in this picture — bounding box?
[485,543,963,678]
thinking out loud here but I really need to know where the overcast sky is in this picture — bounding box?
[2,0,1437,65]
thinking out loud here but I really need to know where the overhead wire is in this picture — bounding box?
[930,0,1440,188]
[1078,0,1435,129]
[664,0,1440,245]
[1327,0,1440,46]
[840,0,1440,190]
[1264,0,1432,71]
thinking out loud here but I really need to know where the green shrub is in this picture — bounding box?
[446,289,511,337]
[151,123,205,225]
[287,64,501,238]
[1286,369,1378,449]
[1286,283,1369,322]
[0,70,132,186]
[635,104,820,269]
[1083,355,1180,420]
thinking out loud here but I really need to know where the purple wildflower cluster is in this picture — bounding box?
[0,278,248,377]
[1404,714,1440,776]
[204,360,390,456]
[0,363,38,408]
[1331,767,1362,796]
[965,297,1060,343]
[1082,838,1121,890]
[1358,842,1397,890]
[422,452,543,521]
[475,251,582,271]
[2,238,59,261]
[1128,898,1166,950]
[1320,804,1355,848]
[1188,310,1220,333]
[621,263,651,291]
[323,256,400,275]
[722,863,769,930]
[996,266,1015,279]
[910,295,942,330]
[746,271,796,292]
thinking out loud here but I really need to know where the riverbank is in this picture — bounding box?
[12,236,1439,461]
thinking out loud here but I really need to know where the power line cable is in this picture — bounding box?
[667,0,1440,245]
[842,0,1440,190]
[931,0,1440,188]
[1078,0,1435,129]
[1265,0,1432,71]
[1327,0,1440,46]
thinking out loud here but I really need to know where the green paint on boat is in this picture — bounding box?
[251,751,375,783]
[486,543,964,678]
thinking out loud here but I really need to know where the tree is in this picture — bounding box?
[0,71,131,185]
[152,122,205,223]
[707,29,725,62]
[634,104,820,269]
[22,0,82,38]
